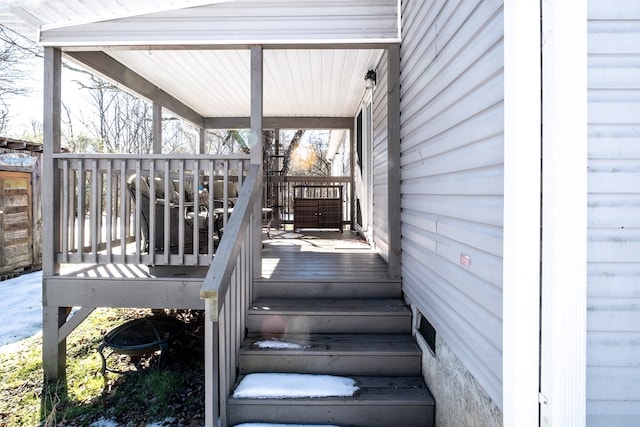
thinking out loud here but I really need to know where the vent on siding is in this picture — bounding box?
[418,313,437,355]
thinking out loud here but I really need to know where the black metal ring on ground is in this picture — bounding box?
[98,316,185,374]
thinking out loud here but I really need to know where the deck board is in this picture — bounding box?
[261,231,388,281]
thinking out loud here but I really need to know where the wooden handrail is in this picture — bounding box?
[200,164,262,427]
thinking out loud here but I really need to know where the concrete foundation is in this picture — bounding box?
[416,332,503,427]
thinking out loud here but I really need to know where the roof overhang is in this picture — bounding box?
[4,0,400,126]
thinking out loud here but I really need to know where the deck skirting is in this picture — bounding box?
[44,275,205,310]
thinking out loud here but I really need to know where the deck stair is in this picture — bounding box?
[227,274,435,426]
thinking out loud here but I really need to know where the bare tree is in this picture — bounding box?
[0,25,40,134]
[73,74,153,154]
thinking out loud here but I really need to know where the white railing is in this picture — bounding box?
[53,153,250,266]
[201,164,262,427]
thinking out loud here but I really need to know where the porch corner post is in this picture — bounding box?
[387,44,401,280]
[42,46,66,381]
[152,102,162,154]
[540,0,588,425]
[250,45,264,274]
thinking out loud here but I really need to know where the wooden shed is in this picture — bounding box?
[0,137,43,277]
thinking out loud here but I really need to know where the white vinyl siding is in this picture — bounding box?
[372,51,390,260]
[587,2,640,425]
[400,0,504,408]
[40,0,400,46]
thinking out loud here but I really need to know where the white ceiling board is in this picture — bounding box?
[107,49,382,117]
[108,49,251,117]
[107,48,383,118]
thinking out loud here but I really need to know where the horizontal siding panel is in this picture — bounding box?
[435,216,503,258]
[402,0,502,99]
[587,367,640,400]
[401,67,503,147]
[401,135,503,180]
[588,401,640,427]
[588,1,640,19]
[402,165,503,197]
[588,298,640,332]
[589,135,640,158]
[588,229,640,263]
[403,194,503,227]
[588,332,640,366]
[589,170,640,194]
[588,98,640,124]
[588,263,640,298]
[589,65,640,90]
[402,221,502,288]
[401,209,438,234]
[402,262,502,402]
[401,101,503,158]
[588,195,640,228]
[403,231,503,333]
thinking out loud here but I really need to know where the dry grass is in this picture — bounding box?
[0,308,205,427]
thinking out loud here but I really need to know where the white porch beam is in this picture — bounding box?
[204,116,354,130]
[540,0,588,425]
[502,0,542,425]
[66,51,204,128]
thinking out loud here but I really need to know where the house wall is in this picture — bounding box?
[399,0,505,420]
[587,2,640,425]
[372,51,390,261]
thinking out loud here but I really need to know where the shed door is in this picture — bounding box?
[0,171,32,272]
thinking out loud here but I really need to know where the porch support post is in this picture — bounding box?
[540,0,587,425]
[250,45,264,273]
[503,0,542,424]
[152,101,162,154]
[386,44,401,280]
[350,125,356,230]
[199,128,206,154]
[42,46,67,381]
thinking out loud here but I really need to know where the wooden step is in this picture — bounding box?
[253,278,402,299]
[228,375,435,427]
[247,298,412,334]
[239,333,422,376]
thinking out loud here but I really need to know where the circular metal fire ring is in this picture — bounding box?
[98,316,185,374]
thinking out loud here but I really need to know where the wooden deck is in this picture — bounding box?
[261,230,389,281]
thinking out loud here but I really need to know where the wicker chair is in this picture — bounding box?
[127,174,210,253]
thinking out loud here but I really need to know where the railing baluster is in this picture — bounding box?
[90,159,99,263]
[134,161,142,264]
[61,160,69,263]
[105,161,113,263]
[119,161,127,264]
[77,160,85,262]
[148,160,156,265]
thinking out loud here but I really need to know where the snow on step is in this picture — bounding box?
[232,373,358,399]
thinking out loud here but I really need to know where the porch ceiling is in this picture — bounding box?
[2,0,394,122]
[104,48,384,119]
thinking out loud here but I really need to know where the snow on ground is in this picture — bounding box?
[0,273,353,427]
[233,373,359,399]
[0,271,42,348]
